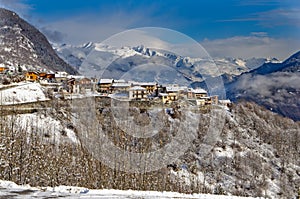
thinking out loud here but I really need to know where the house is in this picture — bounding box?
[0,66,8,73]
[159,93,169,104]
[39,72,47,79]
[210,95,219,105]
[99,79,114,93]
[55,71,69,83]
[196,99,206,106]
[219,99,232,107]
[79,77,91,86]
[111,82,131,93]
[25,72,39,82]
[46,73,55,81]
[129,86,147,100]
[158,86,182,104]
[79,77,92,93]
[166,87,179,102]
[139,82,157,95]
[66,78,77,93]
[187,88,208,99]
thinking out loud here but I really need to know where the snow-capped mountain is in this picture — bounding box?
[0,8,77,74]
[227,50,300,121]
[54,42,278,84]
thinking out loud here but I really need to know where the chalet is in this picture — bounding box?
[187,88,208,99]
[55,71,68,83]
[139,82,157,95]
[159,86,182,104]
[111,82,131,92]
[99,79,113,93]
[129,86,147,100]
[165,87,179,102]
[159,93,169,104]
[210,95,219,105]
[0,66,8,73]
[79,77,91,86]
[196,98,206,106]
[219,99,232,107]
[39,72,47,79]
[25,72,39,82]
[66,78,77,93]
[80,77,92,92]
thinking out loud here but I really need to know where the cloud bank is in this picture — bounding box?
[201,35,300,60]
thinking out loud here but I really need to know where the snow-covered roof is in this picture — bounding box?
[192,88,207,94]
[166,87,180,92]
[129,86,146,91]
[99,79,113,84]
[166,86,187,92]
[56,71,68,76]
[219,99,231,104]
[68,75,85,79]
[112,82,131,88]
[159,93,168,97]
[139,82,157,86]
[114,79,126,83]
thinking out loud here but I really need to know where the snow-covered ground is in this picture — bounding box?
[10,113,79,144]
[0,82,49,105]
[0,180,261,199]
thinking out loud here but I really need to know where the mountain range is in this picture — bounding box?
[0,8,77,74]
[226,51,300,121]
[54,42,280,84]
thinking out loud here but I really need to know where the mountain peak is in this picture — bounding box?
[284,50,300,64]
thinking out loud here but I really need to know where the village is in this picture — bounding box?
[0,66,231,107]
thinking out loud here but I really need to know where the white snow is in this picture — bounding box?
[6,113,78,144]
[214,147,234,159]
[0,179,261,198]
[0,83,49,105]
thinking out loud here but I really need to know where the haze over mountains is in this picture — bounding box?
[54,42,280,83]
[227,50,300,121]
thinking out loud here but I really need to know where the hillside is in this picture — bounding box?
[0,93,299,198]
[0,8,77,74]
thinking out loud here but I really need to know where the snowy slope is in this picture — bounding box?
[0,8,77,74]
[0,180,261,199]
[0,83,48,105]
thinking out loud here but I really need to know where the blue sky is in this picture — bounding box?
[1,0,300,59]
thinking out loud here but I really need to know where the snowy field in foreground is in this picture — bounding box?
[0,180,261,199]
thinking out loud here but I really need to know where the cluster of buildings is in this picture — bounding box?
[0,67,231,107]
[98,79,230,106]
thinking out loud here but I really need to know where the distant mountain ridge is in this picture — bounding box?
[226,50,300,121]
[54,42,279,83]
[246,51,300,75]
[0,8,78,74]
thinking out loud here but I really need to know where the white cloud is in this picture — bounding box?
[0,0,31,14]
[257,8,300,27]
[44,14,131,45]
[218,7,300,28]
[41,6,182,45]
[201,35,300,60]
